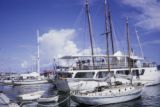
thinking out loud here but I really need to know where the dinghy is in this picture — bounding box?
[17,91,45,101]
[37,96,59,103]
[2,80,13,85]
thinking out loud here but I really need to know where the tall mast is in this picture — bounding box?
[106,0,115,54]
[37,30,40,74]
[85,0,95,68]
[104,0,110,72]
[126,18,132,80]
[135,28,144,59]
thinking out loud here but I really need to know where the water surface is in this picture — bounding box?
[0,84,160,107]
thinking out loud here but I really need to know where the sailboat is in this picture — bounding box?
[70,0,144,105]
[12,30,49,85]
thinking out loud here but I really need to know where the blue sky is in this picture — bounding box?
[0,0,160,72]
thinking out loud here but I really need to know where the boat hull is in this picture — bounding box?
[37,96,59,103]
[71,85,143,105]
[13,80,48,85]
[2,80,13,85]
[17,91,45,101]
[132,68,160,86]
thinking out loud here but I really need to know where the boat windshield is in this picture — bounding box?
[74,72,95,78]
[96,71,107,78]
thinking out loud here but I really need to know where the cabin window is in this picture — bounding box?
[116,70,124,74]
[96,71,108,78]
[116,70,130,75]
[74,72,95,78]
[110,71,114,74]
[116,71,122,74]
[56,73,72,79]
[124,70,130,75]
[140,69,145,75]
[132,70,139,76]
[96,71,114,78]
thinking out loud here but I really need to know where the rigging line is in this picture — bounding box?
[87,0,102,51]
[83,4,88,56]
[92,0,102,20]
[111,20,120,52]
[108,13,125,53]
[135,28,144,59]
[72,4,85,28]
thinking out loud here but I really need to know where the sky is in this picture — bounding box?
[0,0,160,72]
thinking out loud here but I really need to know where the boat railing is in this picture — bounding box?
[72,64,137,70]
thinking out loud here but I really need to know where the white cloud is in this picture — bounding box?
[63,41,79,56]
[121,0,160,31]
[39,29,78,59]
[38,29,103,68]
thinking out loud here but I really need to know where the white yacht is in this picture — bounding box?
[12,72,48,85]
[54,0,160,92]
[54,54,160,92]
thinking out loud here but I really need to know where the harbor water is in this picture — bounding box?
[0,83,160,107]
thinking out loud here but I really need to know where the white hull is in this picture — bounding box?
[17,91,45,101]
[132,68,160,86]
[37,96,59,103]
[13,79,48,85]
[71,85,143,105]
[2,80,13,85]
[55,67,160,92]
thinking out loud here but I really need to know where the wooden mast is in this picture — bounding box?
[126,18,132,84]
[106,0,115,54]
[104,0,111,72]
[85,0,95,68]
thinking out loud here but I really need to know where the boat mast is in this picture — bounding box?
[104,0,111,72]
[106,0,115,54]
[126,18,132,83]
[37,30,40,74]
[85,0,95,68]
[135,28,144,59]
